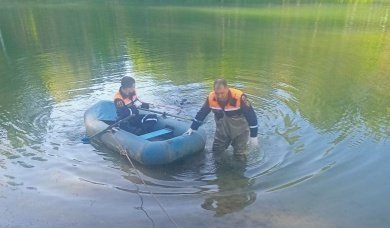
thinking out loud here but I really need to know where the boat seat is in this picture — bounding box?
[140,128,173,140]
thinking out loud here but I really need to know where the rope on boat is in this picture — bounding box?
[111,133,180,228]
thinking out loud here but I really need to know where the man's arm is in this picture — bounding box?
[135,97,150,109]
[190,97,211,130]
[114,98,130,120]
[240,94,258,137]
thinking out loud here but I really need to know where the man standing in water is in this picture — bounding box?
[114,76,157,134]
[185,79,258,157]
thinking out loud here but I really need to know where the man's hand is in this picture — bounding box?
[184,128,193,135]
[140,103,150,109]
[248,137,258,148]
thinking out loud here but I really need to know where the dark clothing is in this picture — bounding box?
[191,93,258,137]
[212,115,249,155]
[190,90,258,155]
[119,113,158,135]
[115,102,139,120]
[114,92,156,135]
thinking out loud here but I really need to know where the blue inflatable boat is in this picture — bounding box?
[84,101,206,165]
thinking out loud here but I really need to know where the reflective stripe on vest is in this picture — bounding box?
[208,88,243,111]
[114,90,137,106]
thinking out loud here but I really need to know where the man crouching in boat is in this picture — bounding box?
[114,76,157,135]
[185,79,258,159]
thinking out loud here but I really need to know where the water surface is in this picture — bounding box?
[0,1,389,227]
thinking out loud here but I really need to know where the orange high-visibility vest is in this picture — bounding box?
[208,88,243,111]
[114,90,138,105]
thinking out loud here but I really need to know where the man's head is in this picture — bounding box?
[213,79,229,101]
[120,76,135,96]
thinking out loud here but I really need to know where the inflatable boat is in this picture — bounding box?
[84,100,206,165]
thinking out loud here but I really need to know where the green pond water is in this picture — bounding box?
[0,1,389,227]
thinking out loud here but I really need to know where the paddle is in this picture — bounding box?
[137,107,193,121]
[82,114,135,144]
[124,100,193,121]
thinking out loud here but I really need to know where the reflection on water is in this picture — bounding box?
[0,0,390,227]
[202,158,256,217]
